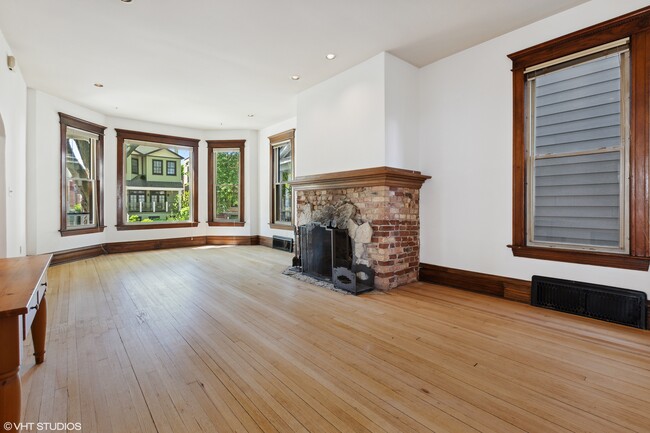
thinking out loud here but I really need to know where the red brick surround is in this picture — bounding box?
[296,185,421,290]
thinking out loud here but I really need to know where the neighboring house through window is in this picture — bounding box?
[508,7,650,270]
[207,140,245,226]
[116,129,199,229]
[59,113,106,236]
[269,129,295,229]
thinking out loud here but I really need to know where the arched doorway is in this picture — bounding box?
[0,113,6,258]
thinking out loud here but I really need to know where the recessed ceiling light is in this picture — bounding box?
[325,53,336,60]
[247,114,254,117]
[291,75,300,80]
[94,83,104,88]
[121,0,133,3]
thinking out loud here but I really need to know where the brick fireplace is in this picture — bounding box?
[291,167,430,290]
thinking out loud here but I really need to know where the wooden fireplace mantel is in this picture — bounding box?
[290,166,431,190]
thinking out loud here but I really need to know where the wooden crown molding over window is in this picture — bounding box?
[290,166,431,191]
[59,113,107,237]
[115,129,199,230]
[507,6,650,271]
[207,140,246,227]
[269,129,295,230]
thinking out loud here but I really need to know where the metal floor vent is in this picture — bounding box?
[272,236,293,253]
[531,276,647,329]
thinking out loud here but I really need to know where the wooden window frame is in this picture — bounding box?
[166,160,176,176]
[152,159,163,175]
[116,129,199,230]
[207,140,245,227]
[508,6,650,271]
[59,113,106,236]
[269,129,295,230]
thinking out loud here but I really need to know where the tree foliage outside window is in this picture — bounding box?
[214,150,240,221]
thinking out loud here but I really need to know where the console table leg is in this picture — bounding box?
[0,317,21,430]
[31,295,47,364]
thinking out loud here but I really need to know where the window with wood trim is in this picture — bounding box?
[269,129,295,229]
[508,6,650,270]
[207,140,245,226]
[116,129,199,230]
[59,113,106,236]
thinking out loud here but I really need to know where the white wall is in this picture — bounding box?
[258,117,297,239]
[26,90,258,254]
[418,0,650,295]
[0,29,27,258]
[296,53,386,176]
[385,53,419,170]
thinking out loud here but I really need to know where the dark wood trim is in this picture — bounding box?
[290,166,431,190]
[59,113,107,237]
[50,236,262,263]
[509,245,650,271]
[208,222,246,227]
[268,129,295,145]
[113,129,200,148]
[269,129,296,226]
[258,235,273,248]
[116,222,199,231]
[508,6,650,69]
[508,8,650,270]
[206,236,257,246]
[207,140,246,225]
[116,129,200,230]
[105,237,206,254]
[51,245,106,266]
[419,263,531,301]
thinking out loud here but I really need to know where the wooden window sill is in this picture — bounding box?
[509,245,650,271]
[269,223,294,231]
[116,222,199,231]
[60,226,106,237]
[208,221,245,227]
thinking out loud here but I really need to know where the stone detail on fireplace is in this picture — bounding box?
[296,185,421,290]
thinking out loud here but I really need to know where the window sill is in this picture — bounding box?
[60,226,106,237]
[269,223,294,231]
[116,222,199,231]
[509,245,650,271]
[208,221,245,227]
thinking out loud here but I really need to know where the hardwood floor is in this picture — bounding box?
[19,246,650,433]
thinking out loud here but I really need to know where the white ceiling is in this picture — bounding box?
[0,0,588,130]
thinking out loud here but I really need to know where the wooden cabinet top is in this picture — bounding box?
[0,255,52,318]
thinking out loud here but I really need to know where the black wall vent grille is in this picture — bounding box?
[272,236,293,253]
[531,276,647,329]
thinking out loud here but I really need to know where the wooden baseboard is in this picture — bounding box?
[51,245,106,266]
[258,235,273,248]
[419,263,531,302]
[51,236,260,265]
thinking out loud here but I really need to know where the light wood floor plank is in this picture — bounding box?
[17,246,650,433]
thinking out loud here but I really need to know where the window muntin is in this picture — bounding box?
[166,160,176,176]
[273,141,292,224]
[152,159,163,175]
[525,46,630,253]
[214,149,241,222]
[59,113,106,236]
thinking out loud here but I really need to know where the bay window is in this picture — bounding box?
[269,129,295,229]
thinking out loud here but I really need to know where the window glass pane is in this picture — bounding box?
[125,141,192,224]
[131,158,139,174]
[533,53,623,156]
[66,179,95,228]
[275,183,292,223]
[214,149,240,221]
[276,142,292,183]
[533,152,621,247]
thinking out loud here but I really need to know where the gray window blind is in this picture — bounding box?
[528,49,629,250]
